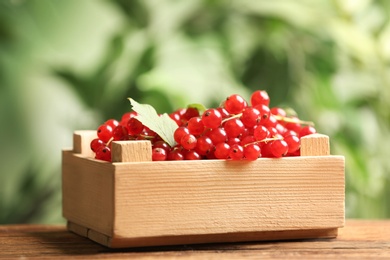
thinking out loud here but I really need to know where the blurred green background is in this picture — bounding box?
[1,0,389,224]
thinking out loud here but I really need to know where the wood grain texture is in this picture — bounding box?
[62,151,114,236]
[300,134,330,156]
[111,156,344,247]
[62,131,345,248]
[73,130,97,157]
[111,140,152,162]
[0,220,389,259]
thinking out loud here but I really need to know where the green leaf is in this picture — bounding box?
[187,103,207,114]
[128,98,178,147]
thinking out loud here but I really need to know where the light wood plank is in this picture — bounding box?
[62,151,114,237]
[73,130,97,157]
[112,156,345,245]
[111,140,152,162]
[300,134,330,156]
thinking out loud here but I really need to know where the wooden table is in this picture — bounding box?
[0,220,389,259]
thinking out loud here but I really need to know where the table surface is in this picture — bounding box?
[0,220,389,259]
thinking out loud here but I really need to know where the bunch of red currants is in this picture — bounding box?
[90,90,316,162]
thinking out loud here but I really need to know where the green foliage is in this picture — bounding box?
[1,0,390,223]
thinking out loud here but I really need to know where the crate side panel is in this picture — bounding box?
[62,151,114,236]
[113,156,345,239]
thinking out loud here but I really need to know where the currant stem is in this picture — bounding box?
[221,113,242,124]
[243,136,284,147]
[274,115,315,126]
[106,137,114,146]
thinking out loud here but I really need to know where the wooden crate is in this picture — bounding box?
[62,130,345,248]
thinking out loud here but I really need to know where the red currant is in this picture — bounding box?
[174,126,190,143]
[223,118,245,138]
[195,136,213,155]
[95,146,111,162]
[152,147,167,161]
[97,124,113,143]
[187,117,205,136]
[205,127,227,145]
[180,134,197,150]
[214,143,230,159]
[90,138,105,152]
[241,107,261,128]
[112,125,128,140]
[253,125,269,141]
[269,139,288,158]
[127,118,144,135]
[299,125,317,137]
[244,143,261,160]
[270,107,286,117]
[250,90,270,107]
[105,119,119,129]
[229,144,244,160]
[224,94,247,114]
[184,150,201,160]
[167,148,184,160]
[201,108,222,129]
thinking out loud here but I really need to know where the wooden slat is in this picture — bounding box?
[73,130,97,157]
[62,151,115,237]
[111,140,152,162]
[111,156,344,247]
[300,134,330,156]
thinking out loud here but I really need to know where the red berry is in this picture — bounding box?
[214,143,230,159]
[127,118,144,135]
[205,127,227,145]
[90,138,105,152]
[223,118,245,138]
[187,117,205,136]
[152,147,167,161]
[270,107,286,117]
[284,134,300,154]
[299,125,317,137]
[269,139,288,158]
[184,150,201,160]
[105,119,119,129]
[217,107,230,118]
[229,144,244,160]
[152,141,171,153]
[182,107,200,121]
[240,135,256,146]
[256,104,271,124]
[97,124,113,143]
[264,114,277,128]
[201,108,222,129]
[250,90,270,107]
[227,137,241,146]
[95,146,111,162]
[253,125,269,141]
[195,136,213,155]
[244,143,261,160]
[112,125,128,140]
[167,148,184,160]
[169,111,182,126]
[241,107,261,128]
[120,112,136,126]
[174,126,190,143]
[180,134,197,150]
[224,94,247,114]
